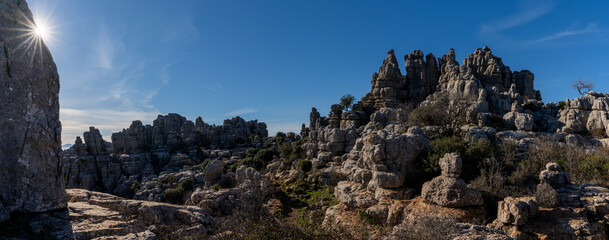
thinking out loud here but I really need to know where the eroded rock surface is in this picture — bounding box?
[0,0,69,237]
[421,153,483,207]
[67,189,212,240]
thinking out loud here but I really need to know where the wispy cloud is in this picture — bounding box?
[206,83,222,91]
[480,1,554,35]
[95,25,124,70]
[531,22,600,43]
[225,108,257,116]
[61,108,160,144]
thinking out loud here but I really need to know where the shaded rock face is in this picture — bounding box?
[0,0,66,222]
[112,114,268,154]
[63,114,267,198]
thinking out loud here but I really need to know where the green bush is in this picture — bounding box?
[423,135,494,180]
[163,188,183,204]
[178,179,194,192]
[199,159,212,171]
[254,149,276,163]
[245,148,260,158]
[408,105,444,127]
[306,188,338,207]
[297,160,313,173]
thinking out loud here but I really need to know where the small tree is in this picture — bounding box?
[572,79,594,96]
[339,94,356,111]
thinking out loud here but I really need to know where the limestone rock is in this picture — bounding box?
[112,114,267,154]
[67,189,211,239]
[539,162,571,189]
[496,197,538,226]
[334,181,377,209]
[421,153,483,207]
[439,153,462,178]
[421,176,484,207]
[0,0,67,226]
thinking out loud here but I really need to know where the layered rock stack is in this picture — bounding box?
[63,114,267,198]
[421,153,483,207]
[0,0,71,237]
[112,114,268,154]
[539,162,571,189]
[558,92,609,137]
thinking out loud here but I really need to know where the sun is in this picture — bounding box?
[34,24,47,39]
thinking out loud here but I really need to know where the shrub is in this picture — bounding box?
[408,105,442,127]
[389,216,458,240]
[297,160,312,173]
[199,159,212,171]
[306,188,338,207]
[212,184,222,191]
[162,188,183,204]
[178,179,194,192]
[423,135,494,181]
[254,149,276,163]
[245,148,260,158]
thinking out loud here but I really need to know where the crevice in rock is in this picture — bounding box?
[2,42,11,79]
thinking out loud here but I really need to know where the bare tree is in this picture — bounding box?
[572,79,594,95]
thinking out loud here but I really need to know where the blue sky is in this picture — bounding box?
[25,0,609,144]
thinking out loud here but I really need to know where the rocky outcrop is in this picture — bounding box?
[67,189,212,239]
[421,153,483,207]
[361,49,406,109]
[63,114,266,198]
[489,164,609,239]
[558,91,609,137]
[0,0,67,234]
[112,114,267,154]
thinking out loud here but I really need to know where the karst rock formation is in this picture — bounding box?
[0,0,66,222]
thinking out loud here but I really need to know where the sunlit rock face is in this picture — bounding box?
[0,0,66,222]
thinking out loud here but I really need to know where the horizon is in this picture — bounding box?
[25,0,609,145]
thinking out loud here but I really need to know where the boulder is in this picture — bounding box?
[539,162,571,189]
[421,176,484,207]
[421,153,483,207]
[439,152,462,178]
[496,197,538,226]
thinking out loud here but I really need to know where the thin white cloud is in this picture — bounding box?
[531,22,600,43]
[95,25,123,70]
[206,83,222,92]
[224,108,257,116]
[480,1,553,35]
[60,108,160,144]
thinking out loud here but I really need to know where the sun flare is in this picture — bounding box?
[34,24,47,39]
